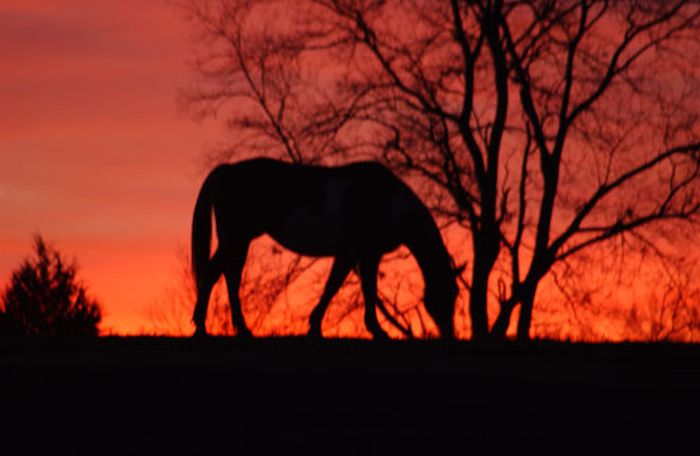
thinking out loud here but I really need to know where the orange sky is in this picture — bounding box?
[0,0,224,334]
[2,1,698,340]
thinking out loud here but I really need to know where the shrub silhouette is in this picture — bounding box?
[0,236,102,336]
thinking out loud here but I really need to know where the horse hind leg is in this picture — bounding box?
[308,257,354,338]
[193,249,224,337]
[222,243,253,338]
[359,255,389,340]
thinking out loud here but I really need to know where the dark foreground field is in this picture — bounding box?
[1,337,698,454]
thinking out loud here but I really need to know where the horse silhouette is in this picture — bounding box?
[191,157,457,339]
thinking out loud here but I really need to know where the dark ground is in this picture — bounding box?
[0,337,698,455]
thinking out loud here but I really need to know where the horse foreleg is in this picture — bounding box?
[359,255,389,340]
[223,244,252,338]
[193,249,224,337]
[308,257,354,338]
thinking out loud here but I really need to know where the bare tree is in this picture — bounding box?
[179,0,700,340]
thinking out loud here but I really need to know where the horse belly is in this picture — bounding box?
[269,210,347,256]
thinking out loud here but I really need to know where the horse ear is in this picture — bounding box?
[452,262,466,277]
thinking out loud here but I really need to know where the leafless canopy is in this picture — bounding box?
[179,0,700,340]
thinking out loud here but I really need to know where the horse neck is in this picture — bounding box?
[401,206,452,291]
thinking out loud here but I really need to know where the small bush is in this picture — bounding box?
[0,236,102,336]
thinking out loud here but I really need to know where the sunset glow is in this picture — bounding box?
[3,3,699,455]
[0,0,223,333]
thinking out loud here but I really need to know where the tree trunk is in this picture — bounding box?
[469,266,490,340]
[516,287,537,341]
[490,299,515,339]
[469,228,500,340]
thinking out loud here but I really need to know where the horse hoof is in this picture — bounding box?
[308,327,323,339]
[193,328,209,339]
[236,329,253,339]
[372,331,389,341]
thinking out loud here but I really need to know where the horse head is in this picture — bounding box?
[423,264,462,340]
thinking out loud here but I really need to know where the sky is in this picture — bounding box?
[0,0,223,334]
[1,1,698,340]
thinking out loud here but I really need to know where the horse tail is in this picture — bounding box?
[191,172,214,292]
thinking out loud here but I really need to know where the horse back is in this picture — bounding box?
[205,158,421,254]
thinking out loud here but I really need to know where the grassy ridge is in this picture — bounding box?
[1,337,698,454]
